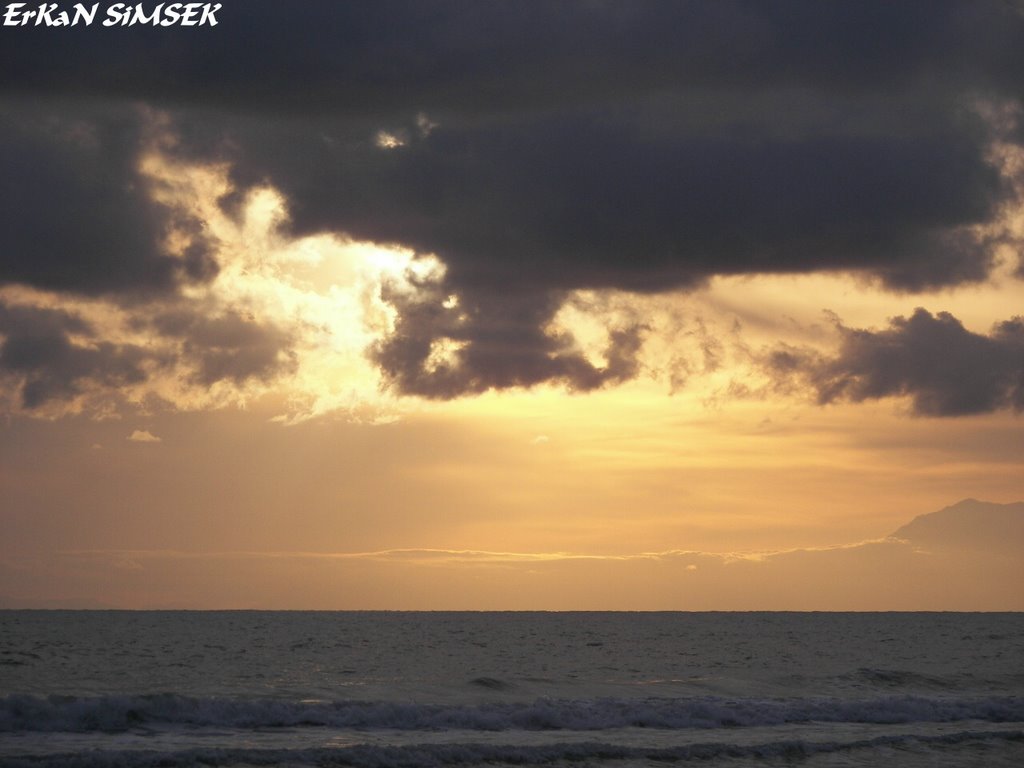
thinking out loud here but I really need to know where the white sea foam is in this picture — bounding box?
[1,729,1022,768]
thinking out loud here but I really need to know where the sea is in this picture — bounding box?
[0,611,1022,767]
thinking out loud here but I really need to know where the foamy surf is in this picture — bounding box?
[2,729,1022,767]
[2,611,1022,766]
[2,692,1023,732]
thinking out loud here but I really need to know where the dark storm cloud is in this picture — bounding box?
[2,1,1022,116]
[372,283,645,398]
[223,116,1007,294]
[0,103,216,296]
[1,1,1023,401]
[0,303,155,408]
[764,309,1024,416]
[0,299,298,411]
[149,308,297,387]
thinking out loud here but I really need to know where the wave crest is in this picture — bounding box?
[3,693,1023,733]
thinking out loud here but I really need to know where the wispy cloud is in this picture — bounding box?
[60,540,902,567]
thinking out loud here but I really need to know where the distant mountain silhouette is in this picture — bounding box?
[890,498,1024,555]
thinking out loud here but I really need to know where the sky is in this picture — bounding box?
[0,0,1022,610]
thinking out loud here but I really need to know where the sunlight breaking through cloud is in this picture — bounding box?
[0,121,453,422]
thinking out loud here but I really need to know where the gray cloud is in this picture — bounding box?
[0,303,156,409]
[0,300,298,412]
[0,102,216,297]
[1,1,1022,401]
[372,284,645,398]
[149,308,298,387]
[3,2,1022,117]
[222,117,1008,293]
[764,309,1024,416]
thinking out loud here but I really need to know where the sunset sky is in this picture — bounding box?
[1,1,1022,609]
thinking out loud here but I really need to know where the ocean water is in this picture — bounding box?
[0,612,1021,767]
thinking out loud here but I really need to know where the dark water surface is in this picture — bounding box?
[1,611,1022,766]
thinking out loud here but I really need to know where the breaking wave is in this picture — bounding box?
[3,693,1022,733]
[1,730,1022,768]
